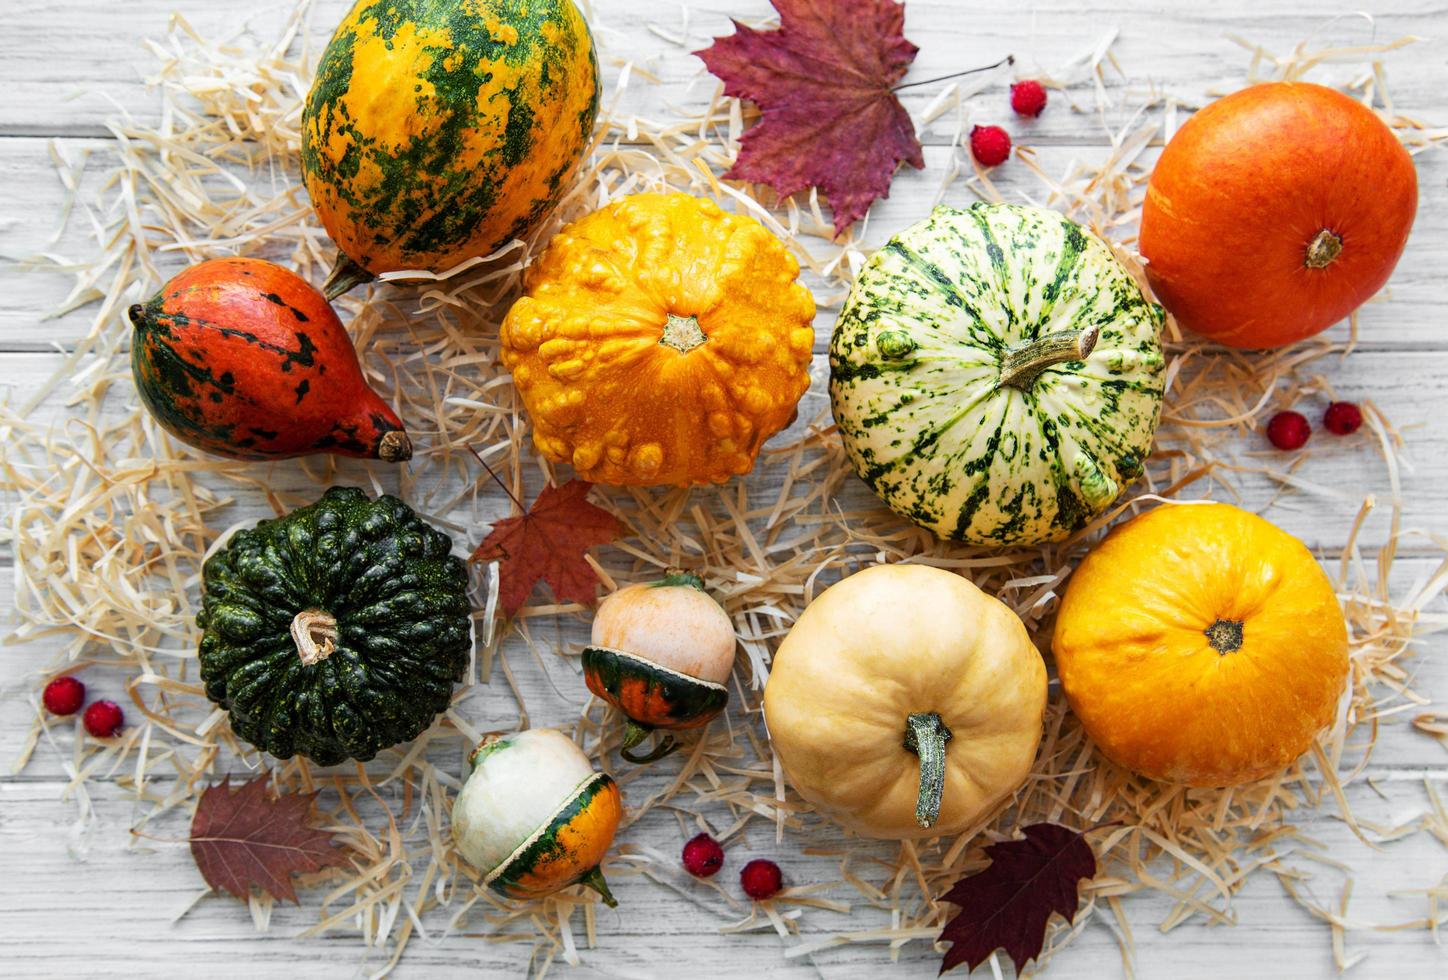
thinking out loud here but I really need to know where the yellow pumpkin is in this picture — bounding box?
[763,564,1047,840]
[500,192,816,487]
[1052,502,1350,786]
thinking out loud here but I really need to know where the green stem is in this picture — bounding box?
[620,720,651,752]
[902,712,953,830]
[620,732,680,765]
[577,866,618,908]
[659,314,707,353]
[655,571,706,591]
[997,325,1100,391]
[322,253,376,301]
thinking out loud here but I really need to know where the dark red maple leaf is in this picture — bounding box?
[937,822,1100,974]
[471,479,621,617]
[189,775,349,903]
[696,0,924,236]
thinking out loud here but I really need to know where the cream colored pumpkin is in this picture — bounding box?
[763,564,1047,839]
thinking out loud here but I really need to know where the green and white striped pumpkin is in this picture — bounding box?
[830,203,1165,546]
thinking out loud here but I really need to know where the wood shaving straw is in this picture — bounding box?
[4,3,1446,975]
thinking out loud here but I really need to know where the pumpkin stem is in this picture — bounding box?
[578,866,618,908]
[621,736,679,765]
[997,325,1100,391]
[902,711,953,830]
[291,609,339,666]
[322,254,376,301]
[1204,618,1245,655]
[1305,229,1344,270]
[619,721,679,764]
[377,430,413,463]
[656,570,706,591]
[620,720,651,752]
[660,314,707,354]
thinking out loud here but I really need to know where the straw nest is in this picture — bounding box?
[4,3,1447,976]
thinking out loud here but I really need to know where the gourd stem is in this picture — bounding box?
[902,712,953,830]
[997,325,1100,391]
[1305,229,1343,270]
[660,314,707,353]
[322,254,376,301]
[377,430,413,463]
[578,867,618,908]
[657,570,706,591]
[291,609,339,666]
[620,720,651,752]
[620,734,680,765]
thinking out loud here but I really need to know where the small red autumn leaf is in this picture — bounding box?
[695,0,924,236]
[937,822,1100,975]
[189,775,348,904]
[471,479,621,617]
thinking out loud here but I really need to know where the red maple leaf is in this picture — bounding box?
[696,0,924,236]
[189,775,349,904]
[471,479,621,617]
[937,823,1101,974]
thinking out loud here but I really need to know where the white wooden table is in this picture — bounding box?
[3,1,1447,977]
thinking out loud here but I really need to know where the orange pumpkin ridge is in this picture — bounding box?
[500,192,816,487]
[1140,82,1417,348]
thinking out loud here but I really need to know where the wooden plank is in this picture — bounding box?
[2,774,1447,977]
[7,0,1448,139]
[5,135,1448,351]
[5,3,1448,977]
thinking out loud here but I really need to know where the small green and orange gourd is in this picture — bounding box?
[129,258,411,462]
[583,573,736,763]
[452,728,623,906]
[302,0,601,297]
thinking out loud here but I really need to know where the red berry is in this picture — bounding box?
[740,858,783,900]
[42,675,86,716]
[1266,410,1311,451]
[682,833,724,878]
[969,125,1012,167]
[1010,80,1048,117]
[83,699,124,738]
[1323,401,1363,435]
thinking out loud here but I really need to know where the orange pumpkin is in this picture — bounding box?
[1051,502,1349,786]
[1140,82,1416,348]
[500,192,816,487]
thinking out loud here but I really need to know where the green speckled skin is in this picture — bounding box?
[830,203,1166,545]
[196,487,472,766]
[300,0,600,277]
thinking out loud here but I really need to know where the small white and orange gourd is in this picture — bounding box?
[583,572,736,763]
[452,729,623,905]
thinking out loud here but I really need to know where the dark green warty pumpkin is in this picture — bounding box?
[197,487,472,766]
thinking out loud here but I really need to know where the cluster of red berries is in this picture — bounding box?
[681,833,783,900]
[1266,401,1364,451]
[41,674,125,738]
[968,80,1048,168]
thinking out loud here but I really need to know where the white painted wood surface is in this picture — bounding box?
[3,1,1447,977]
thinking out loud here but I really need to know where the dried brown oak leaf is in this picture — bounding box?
[696,0,924,236]
[938,822,1099,974]
[189,775,348,903]
[471,479,621,617]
